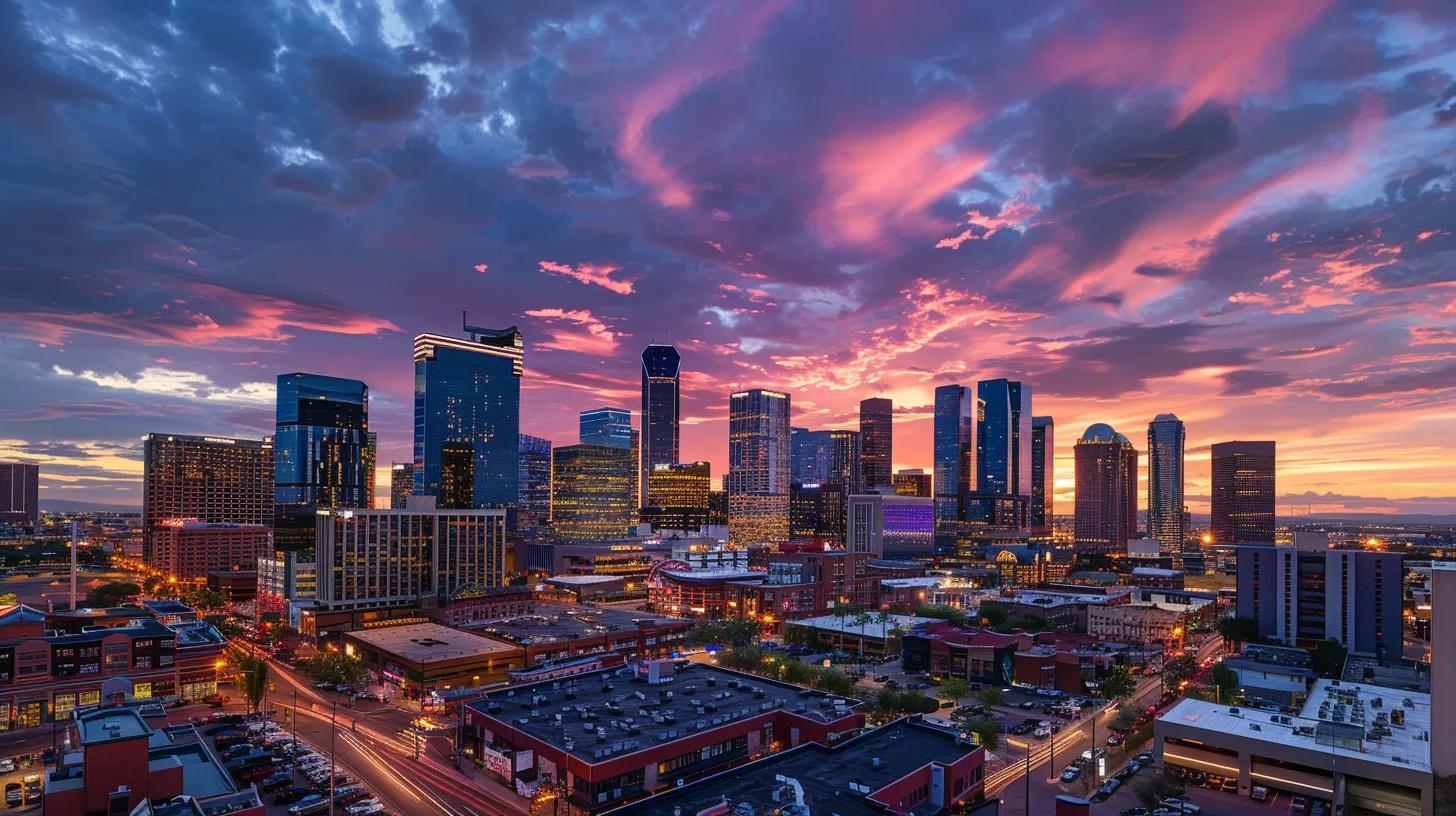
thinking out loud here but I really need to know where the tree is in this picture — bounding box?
[978,603,1009,628]
[939,677,970,702]
[1312,639,1348,678]
[297,652,365,686]
[1163,654,1199,688]
[719,645,765,673]
[186,587,225,611]
[814,668,856,696]
[916,604,968,628]
[235,654,270,712]
[1216,616,1261,651]
[975,686,1005,709]
[853,611,872,657]
[1134,770,1186,809]
[1108,703,1139,734]
[1210,662,1240,703]
[1100,665,1136,701]
[689,619,760,648]
[781,659,815,685]
[964,716,1001,750]
[84,581,140,608]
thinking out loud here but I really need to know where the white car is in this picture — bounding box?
[0,758,13,773]
[346,799,384,815]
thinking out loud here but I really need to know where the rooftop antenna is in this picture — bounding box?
[462,310,468,333]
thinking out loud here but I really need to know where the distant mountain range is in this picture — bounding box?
[41,499,141,514]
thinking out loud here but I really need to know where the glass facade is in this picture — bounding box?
[976,379,1032,499]
[0,462,39,525]
[1073,424,1138,553]
[1030,415,1054,530]
[579,407,632,448]
[412,325,522,509]
[726,389,791,546]
[790,427,831,485]
[1146,413,1186,554]
[389,462,414,509]
[643,461,711,530]
[517,434,552,522]
[641,344,681,507]
[1210,440,1275,545]
[932,384,975,522]
[858,397,893,490]
[142,434,274,567]
[550,443,636,540]
[274,373,369,551]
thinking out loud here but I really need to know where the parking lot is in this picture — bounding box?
[192,712,391,816]
[0,754,44,813]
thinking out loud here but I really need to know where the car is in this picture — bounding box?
[312,682,334,690]
[5,783,22,807]
[259,772,295,793]
[337,791,371,806]
[334,684,352,693]
[20,777,40,804]
[1250,786,1269,802]
[347,800,384,816]
[873,675,890,683]
[1221,777,1237,792]
[1018,700,1039,709]
[1080,747,1107,761]
[1106,734,1125,746]
[276,788,315,805]
[1033,726,1052,738]
[0,758,13,774]
[1091,779,1120,802]
[1059,767,1081,783]
[1159,800,1200,815]
[234,765,277,784]
[1120,809,1150,816]
[1134,751,1154,764]
[1290,795,1309,814]
[1114,767,1135,782]
[203,694,226,707]
[288,794,331,815]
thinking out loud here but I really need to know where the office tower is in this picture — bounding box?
[142,434,273,567]
[413,322,523,509]
[641,344,682,508]
[0,462,39,525]
[932,384,976,523]
[1431,564,1456,778]
[643,461,711,531]
[517,434,552,523]
[1146,414,1186,556]
[389,462,414,509]
[789,482,845,542]
[859,397,893,490]
[1030,416,1054,531]
[629,429,640,513]
[1210,441,1276,544]
[791,427,832,485]
[315,497,507,611]
[1073,424,1137,553]
[579,407,632,448]
[976,379,1032,498]
[273,373,370,553]
[707,490,728,525]
[827,429,863,495]
[149,521,269,582]
[847,493,934,558]
[726,389,791,546]
[550,444,636,540]
[364,431,378,508]
[892,469,932,497]
[1237,535,1404,657]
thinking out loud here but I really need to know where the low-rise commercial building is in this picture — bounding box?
[1127,566,1184,590]
[344,621,525,694]
[464,660,865,812]
[782,613,932,656]
[1224,644,1318,708]
[901,624,1022,685]
[464,603,692,666]
[1012,633,1143,694]
[1156,680,1433,815]
[1087,602,1189,648]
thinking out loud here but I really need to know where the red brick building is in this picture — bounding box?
[149,520,269,583]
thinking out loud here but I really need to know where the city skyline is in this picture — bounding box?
[3,3,1455,517]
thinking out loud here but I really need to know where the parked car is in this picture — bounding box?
[274,788,314,806]
[1250,786,1269,802]
[20,777,40,804]
[1018,700,1039,710]
[1120,809,1150,816]
[1106,733,1125,746]
[259,772,294,793]
[1159,800,1201,815]
[1092,779,1120,802]
[0,758,13,774]
[234,764,277,784]
[1134,751,1154,764]
[288,794,330,815]
[346,800,384,816]
[1059,767,1081,783]
[1032,726,1052,739]
[1290,795,1309,814]
[5,783,22,807]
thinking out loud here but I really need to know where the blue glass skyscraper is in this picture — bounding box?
[977,379,1032,498]
[641,344,681,508]
[413,322,523,509]
[933,384,978,522]
[579,407,632,448]
[274,372,369,551]
[791,427,832,485]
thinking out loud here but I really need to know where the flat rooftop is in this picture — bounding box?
[786,613,933,638]
[544,574,623,585]
[470,661,860,763]
[77,708,151,744]
[606,718,977,816]
[1160,679,1430,772]
[346,622,518,663]
[464,603,688,645]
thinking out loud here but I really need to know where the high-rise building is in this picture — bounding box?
[1030,416,1054,531]
[791,427,831,485]
[789,482,845,542]
[413,323,523,509]
[274,373,370,551]
[707,490,728,526]
[0,462,39,525]
[551,443,636,540]
[1210,441,1275,544]
[1147,414,1186,556]
[142,434,273,567]
[848,493,934,558]
[827,429,863,496]
[892,469,932,497]
[315,497,507,611]
[976,379,1032,499]
[641,344,681,508]
[858,397,893,490]
[1236,534,1404,658]
[643,461,711,531]
[1073,424,1137,554]
[149,521,269,583]
[932,384,977,523]
[365,431,378,508]
[517,434,552,523]
[579,407,632,448]
[726,389,791,546]
[389,462,414,509]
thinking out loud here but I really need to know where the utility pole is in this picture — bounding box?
[328,700,337,816]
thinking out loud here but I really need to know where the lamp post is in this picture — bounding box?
[1007,737,1031,816]
[328,700,338,816]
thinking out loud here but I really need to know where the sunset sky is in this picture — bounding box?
[2,1,1454,516]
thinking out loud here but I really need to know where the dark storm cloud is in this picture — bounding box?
[307,54,430,122]
[1070,102,1239,184]
[1007,323,1254,399]
[1221,369,1292,396]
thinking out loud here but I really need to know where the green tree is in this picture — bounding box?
[964,716,1001,750]
[781,659,815,685]
[1211,662,1240,703]
[853,611,872,657]
[1215,616,1261,651]
[186,587,225,611]
[1312,639,1348,677]
[814,667,856,696]
[939,677,970,702]
[916,604,967,628]
[975,686,1005,708]
[84,581,140,608]
[1134,770,1186,809]
[1163,653,1199,688]
[1100,664,1137,701]
[1107,703,1139,734]
[235,654,270,712]
[298,652,365,686]
[719,645,765,673]
[978,602,1009,628]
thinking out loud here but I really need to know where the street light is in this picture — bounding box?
[1007,736,1032,816]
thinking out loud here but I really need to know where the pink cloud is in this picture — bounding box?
[474,263,489,273]
[507,154,569,179]
[538,260,635,295]
[522,307,623,355]
[936,201,1041,249]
